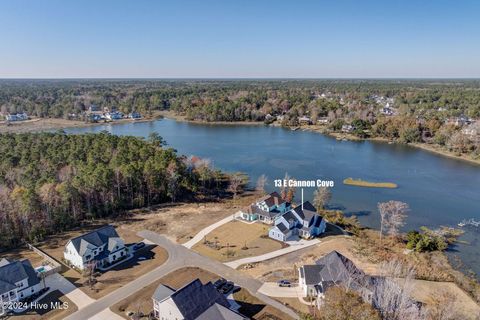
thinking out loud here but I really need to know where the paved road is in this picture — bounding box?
[225,238,320,269]
[183,211,239,248]
[65,230,299,320]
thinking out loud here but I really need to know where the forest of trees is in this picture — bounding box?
[1,79,479,157]
[1,79,480,121]
[0,132,225,249]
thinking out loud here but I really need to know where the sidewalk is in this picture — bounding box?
[224,239,320,269]
[183,211,240,249]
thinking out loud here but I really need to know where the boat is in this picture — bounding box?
[458,218,480,228]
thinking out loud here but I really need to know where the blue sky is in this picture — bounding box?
[0,0,479,78]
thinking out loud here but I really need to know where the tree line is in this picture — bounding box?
[0,132,225,249]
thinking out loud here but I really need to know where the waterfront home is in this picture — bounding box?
[105,111,124,121]
[129,111,142,120]
[317,117,329,125]
[268,201,326,242]
[64,225,127,271]
[0,258,45,316]
[152,278,247,320]
[298,251,365,297]
[298,116,312,125]
[5,113,28,122]
[87,113,105,122]
[341,124,354,133]
[240,192,290,224]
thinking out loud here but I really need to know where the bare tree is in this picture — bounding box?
[377,201,409,244]
[280,172,290,200]
[313,186,332,211]
[83,261,97,289]
[366,260,425,320]
[227,173,245,199]
[256,174,268,194]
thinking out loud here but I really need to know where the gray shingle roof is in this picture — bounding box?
[69,225,120,255]
[314,251,364,287]
[167,279,232,320]
[152,284,175,301]
[196,303,246,320]
[293,201,317,221]
[300,265,325,285]
[276,223,289,234]
[0,259,40,295]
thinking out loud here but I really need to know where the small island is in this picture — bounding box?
[343,177,398,188]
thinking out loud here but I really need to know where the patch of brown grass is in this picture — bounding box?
[192,221,285,262]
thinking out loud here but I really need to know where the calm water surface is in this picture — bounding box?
[64,119,480,276]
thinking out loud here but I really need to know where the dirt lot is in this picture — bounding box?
[117,192,260,243]
[0,118,88,134]
[192,221,286,262]
[12,290,78,320]
[0,246,46,268]
[111,267,293,320]
[410,279,480,320]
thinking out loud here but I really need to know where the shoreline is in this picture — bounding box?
[2,112,479,166]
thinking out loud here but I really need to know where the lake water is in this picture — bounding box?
[63,118,480,276]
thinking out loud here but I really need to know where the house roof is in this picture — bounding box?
[166,279,232,320]
[282,211,297,224]
[275,223,289,234]
[257,191,284,208]
[0,259,40,295]
[152,284,175,301]
[245,202,282,219]
[196,303,246,320]
[292,201,317,221]
[300,265,325,285]
[68,225,121,255]
[314,251,364,286]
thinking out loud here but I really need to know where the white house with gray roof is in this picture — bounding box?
[152,279,247,320]
[63,225,127,270]
[269,201,326,242]
[0,258,44,316]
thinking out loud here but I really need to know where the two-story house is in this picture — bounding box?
[151,278,247,320]
[63,225,127,271]
[240,192,291,224]
[0,258,44,316]
[268,201,326,242]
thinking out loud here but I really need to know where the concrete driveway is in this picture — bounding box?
[45,273,95,309]
[259,282,305,298]
[46,273,123,320]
